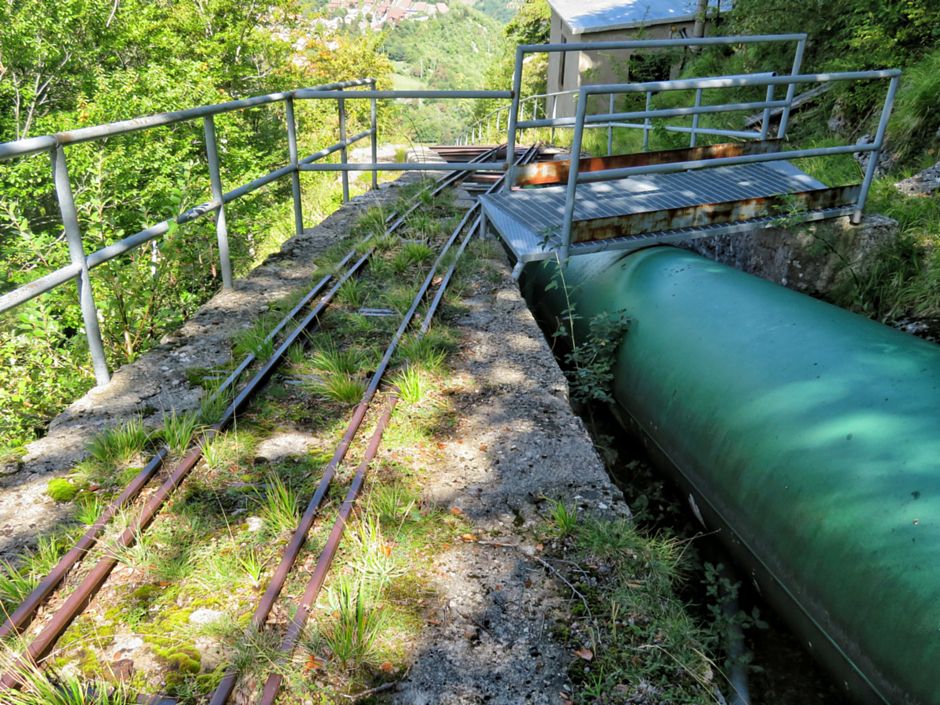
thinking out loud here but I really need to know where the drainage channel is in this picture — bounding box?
[0,144,537,701]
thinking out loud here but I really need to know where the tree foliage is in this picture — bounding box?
[0,0,390,453]
[380,5,502,141]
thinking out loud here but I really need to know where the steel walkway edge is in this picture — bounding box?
[481,160,855,264]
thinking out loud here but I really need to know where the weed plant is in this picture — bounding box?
[160,409,199,456]
[313,374,367,405]
[392,366,426,405]
[87,418,149,468]
[258,474,299,536]
[0,647,132,704]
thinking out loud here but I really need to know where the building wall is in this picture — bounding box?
[545,14,704,119]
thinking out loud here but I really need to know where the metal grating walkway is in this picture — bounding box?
[481,161,841,263]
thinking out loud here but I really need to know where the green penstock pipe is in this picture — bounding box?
[522,246,940,705]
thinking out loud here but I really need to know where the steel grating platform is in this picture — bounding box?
[480,161,852,264]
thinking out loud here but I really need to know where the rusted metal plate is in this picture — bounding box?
[514,140,783,187]
[570,184,861,243]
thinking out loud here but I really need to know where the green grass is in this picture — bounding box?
[548,498,578,536]
[554,516,722,703]
[391,366,426,405]
[0,647,133,704]
[47,478,81,503]
[87,417,149,467]
[160,409,199,456]
[309,344,365,377]
[0,561,35,613]
[391,241,434,274]
[337,278,368,308]
[889,47,940,157]
[199,386,233,426]
[312,373,367,405]
[348,513,405,590]
[828,178,940,318]
[232,324,276,362]
[258,473,299,536]
[316,578,387,669]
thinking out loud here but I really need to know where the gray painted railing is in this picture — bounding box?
[0,32,899,388]
[0,82,509,385]
[554,70,900,261]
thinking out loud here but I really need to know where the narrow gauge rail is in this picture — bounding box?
[0,145,519,693]
[212,144,539,705]
[0,146,498,641]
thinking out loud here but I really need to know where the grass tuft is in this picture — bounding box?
[391,242,434,274]
[160,409,199,456]
[87,417,148,467]
[0,646,133,703]
[548,498,578,537]
[309,344,364,377]
[0,561,35,613]
[233,325,275,362]
[313,374,367,405]
[258,474,299,535]
[318,578,386,668]
[392,366,426,405]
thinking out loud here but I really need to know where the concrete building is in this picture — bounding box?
[546,0,729,116]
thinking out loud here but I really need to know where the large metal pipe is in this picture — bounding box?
[522,247,940,705]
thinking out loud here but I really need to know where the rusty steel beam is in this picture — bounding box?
[570,184,861,243]
[514,140,783,187]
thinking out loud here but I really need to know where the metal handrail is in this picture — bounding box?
[0,80,375,161]
[504,33,810,186]
[0,80,512,386]
[556,69,900,261]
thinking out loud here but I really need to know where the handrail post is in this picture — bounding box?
[853,75,899,224]
[285,96,304,237]
[560,89,588,264]
[760,84,775,141]
[643,91,652,151]
[551,95,557,144]
[777,37,805,140]
[369,80,378,190]
[504,46,525,190]
[52,145,110,386]
[607,94,614,155]
[337,88,349,203]
[690,88,703,147]
[203,115,233,289]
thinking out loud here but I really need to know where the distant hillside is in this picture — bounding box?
[380,4,503,140]
[382,5,501,90]
[468,0,521,22]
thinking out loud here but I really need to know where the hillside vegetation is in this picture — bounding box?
[0,0,392,455]
[381,5,503,140]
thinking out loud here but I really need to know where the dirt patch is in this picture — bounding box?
[391,251,628,704]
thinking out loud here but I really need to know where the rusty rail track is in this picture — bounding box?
[0,146,506,690]
[257,208,493,705]
[209,147,537,705]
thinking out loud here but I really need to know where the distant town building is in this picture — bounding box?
[546,0,729,116]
